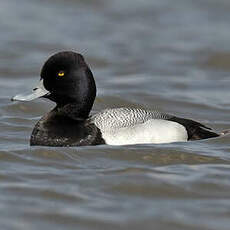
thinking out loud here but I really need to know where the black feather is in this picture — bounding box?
[168,116,219,140]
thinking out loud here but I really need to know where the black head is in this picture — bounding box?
[41,51,96,117]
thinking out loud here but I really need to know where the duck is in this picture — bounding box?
[12,51,221,147]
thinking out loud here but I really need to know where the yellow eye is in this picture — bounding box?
[58,71,65,77]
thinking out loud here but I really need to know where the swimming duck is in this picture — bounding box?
[12,51,220,147]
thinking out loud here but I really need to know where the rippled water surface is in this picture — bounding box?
[1,0,230,229]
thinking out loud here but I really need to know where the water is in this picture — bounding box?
[1,0,230,229]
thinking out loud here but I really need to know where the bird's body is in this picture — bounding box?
[12,51,220,147]
[91,107,188,145]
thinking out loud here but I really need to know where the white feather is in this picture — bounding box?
[90,108,188,145]
[99,119,187,145]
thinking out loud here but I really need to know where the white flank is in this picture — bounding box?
[100,119,188,145]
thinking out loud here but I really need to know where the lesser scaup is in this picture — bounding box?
[12,51,221,146]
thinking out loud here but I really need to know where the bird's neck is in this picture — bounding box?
[55,102,93,120]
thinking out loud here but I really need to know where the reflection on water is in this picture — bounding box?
[1,0,230,229]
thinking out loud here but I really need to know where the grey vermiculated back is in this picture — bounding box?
[90,107,173,131]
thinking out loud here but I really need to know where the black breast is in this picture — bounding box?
[30,112,105,147]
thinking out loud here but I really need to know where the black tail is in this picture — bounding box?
[188,127,219,141]
[168,116,219,141]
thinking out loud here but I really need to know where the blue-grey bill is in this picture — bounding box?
[11,79,50,101]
